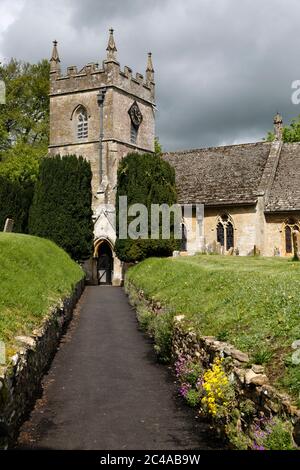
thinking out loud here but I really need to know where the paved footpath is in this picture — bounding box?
[17,287,217,450]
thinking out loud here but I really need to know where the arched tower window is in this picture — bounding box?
[284,219,300,254]
[216,214,234,251]
[76,106,88,140]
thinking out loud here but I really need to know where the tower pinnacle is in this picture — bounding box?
[50,40,60,73]
[106,28,117,62]
[146,52,154,83]
[273,112,283,141]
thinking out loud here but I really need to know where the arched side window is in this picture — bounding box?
[226,222,234,250]
[285,225,292,254]
[217,222,225,247]
[216,214,234,251]
[75,106,88,140]
[284,219,300,254]
[181,224,187,251]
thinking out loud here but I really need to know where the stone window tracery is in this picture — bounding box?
[76,106,88,140]
[216,214,234,251]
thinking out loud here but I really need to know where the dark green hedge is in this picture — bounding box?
[115,152,180,262]
[0,175,33,233]
[29,154,93,260]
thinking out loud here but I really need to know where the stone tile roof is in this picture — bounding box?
[265,143,300,212]
[163,142,272,206]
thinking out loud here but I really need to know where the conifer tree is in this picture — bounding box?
[0,175,32,232]
[29,155,93,260]
[115,152,180,262]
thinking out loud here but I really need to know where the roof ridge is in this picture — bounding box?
[163,141,270,156]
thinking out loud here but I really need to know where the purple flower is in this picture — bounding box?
[196,377,204,389]
[179,383,191,398]
[252,444,265,451]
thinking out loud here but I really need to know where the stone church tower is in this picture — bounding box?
[49,30,155,285]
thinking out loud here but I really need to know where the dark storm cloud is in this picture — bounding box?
[1,0,300,150]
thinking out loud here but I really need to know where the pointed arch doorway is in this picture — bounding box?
[95,240,113,285]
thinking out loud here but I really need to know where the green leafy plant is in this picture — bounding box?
[216,330,229,341]
[225,420,252,450]
[252,349,273,365]
[152,311,174,363]
[240,399,256,419]
[136,306,153,332]
[185,388,201,408]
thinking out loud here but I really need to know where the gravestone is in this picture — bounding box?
[3,218,14,232]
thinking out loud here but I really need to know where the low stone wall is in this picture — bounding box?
[172,316,300,447]
[0,279,85,448]
[125,281,300,449]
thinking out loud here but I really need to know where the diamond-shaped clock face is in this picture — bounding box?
[128,101,143,128]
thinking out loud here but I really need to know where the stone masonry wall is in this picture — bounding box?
[0,279,84,448]
[204,206,259,256]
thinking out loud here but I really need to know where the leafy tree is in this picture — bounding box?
[115,152,180,262]
[0,58,49,153]
[29,155,94,261]
[0,58,49,233]
[266,115,300,142]
[0,141,44,183]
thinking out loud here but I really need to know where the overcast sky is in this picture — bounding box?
[1,0,300,150]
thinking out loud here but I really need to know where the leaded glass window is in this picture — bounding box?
[217,222,225,247]
[226,222,234,250]
[76,107,88,140]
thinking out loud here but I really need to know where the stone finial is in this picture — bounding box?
[50,40,61,73]
[274,112,283,141]
[106,28,117,62]
[146,52,154,83]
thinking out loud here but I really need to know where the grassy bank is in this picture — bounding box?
[126,255,300,404]
[0,233,84,353]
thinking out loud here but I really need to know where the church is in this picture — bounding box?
[49,30,300,285]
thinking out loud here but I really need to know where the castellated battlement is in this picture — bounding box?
[49,29,155,103]
[50,60,155,103]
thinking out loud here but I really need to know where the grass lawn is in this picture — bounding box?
[0,233,84,354]
[126,255,300,404]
